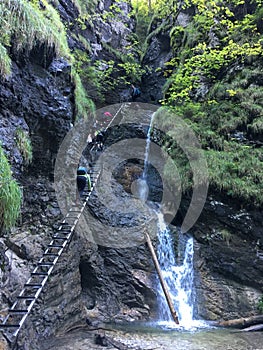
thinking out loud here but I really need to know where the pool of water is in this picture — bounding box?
[42,321,263,350]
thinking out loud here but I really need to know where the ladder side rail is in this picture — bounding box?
[0,124,104,339]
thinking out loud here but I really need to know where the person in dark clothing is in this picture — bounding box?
[95,130,106,150]
[77,167,91,196]
[131,84,141,102]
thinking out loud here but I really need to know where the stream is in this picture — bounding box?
[42,324,263,350]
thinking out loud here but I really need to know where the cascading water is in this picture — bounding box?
[156,212,196,328]
[137,113,155,202]
[138,113,207,330]
[142,113,155,179]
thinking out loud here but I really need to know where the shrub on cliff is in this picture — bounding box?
[0,144,22,234]
[0,0,71,78]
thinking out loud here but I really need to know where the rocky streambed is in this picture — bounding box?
[41,323,263,350]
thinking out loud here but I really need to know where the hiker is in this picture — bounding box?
[131,84,141,102]
[103,111,112,119]
[87,133,93,144]
[95,130,106,150]
[77,167,91,196]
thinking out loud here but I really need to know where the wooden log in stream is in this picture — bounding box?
[218,315,263,329]
[239,323,263,332]
[144,229,179,324]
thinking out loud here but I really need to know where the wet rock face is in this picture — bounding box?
[142,33,172,104]
[0,57,73,178]
[79,244,157,323]
[60,0,136,106]
[192,197,263,320]
[0,112,28,177]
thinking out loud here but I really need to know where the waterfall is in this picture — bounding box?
[156,212,195,328]
[137,112,207,329]
[137,113,155,202]
[142,113,155,179]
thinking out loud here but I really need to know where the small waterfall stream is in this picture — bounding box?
[138,114,207,329]
[136,113,155,202]
[142,113,155,179]
[156,212,197,328]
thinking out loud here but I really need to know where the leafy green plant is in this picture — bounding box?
[149,0,263,208]
[15,128,33,165]
[118,59,147,82]
[159,0,263,105]
[0,144,22,234]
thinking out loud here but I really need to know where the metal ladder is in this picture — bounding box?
[0,103,126,343]
[0,165,101,341]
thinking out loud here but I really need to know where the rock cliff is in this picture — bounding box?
[0,1,263,349]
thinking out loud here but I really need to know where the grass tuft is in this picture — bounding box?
[0,144,22,234]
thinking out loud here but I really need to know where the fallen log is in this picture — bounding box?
[239,323,263,332]
[218,315,263,328]
[4,238,28,260]
[144,229,179,324]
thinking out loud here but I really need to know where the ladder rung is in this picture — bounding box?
[0,162,102,338]
[43,253,59,257]
[57,230,71,235]
[47,244,64,248]
[17,296,35,300]
[65,216,79,220]
[38,262,54,266]
[9,309,28,314]
[24,283,42,287]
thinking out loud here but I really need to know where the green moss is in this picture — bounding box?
[0,144,22,234]
[72,70,95,120]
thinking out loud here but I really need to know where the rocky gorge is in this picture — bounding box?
[0,0,263,349]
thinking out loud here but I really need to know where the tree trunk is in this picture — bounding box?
[218,315,263,328]
[4,238,28,260]
[144,229,179,324]
[239,324,263,332]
